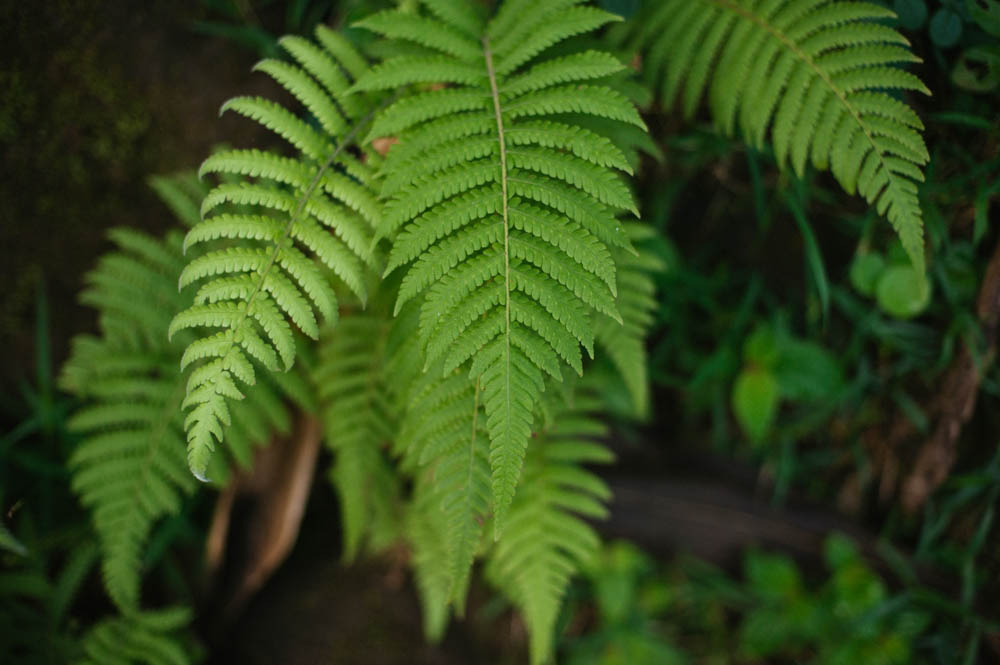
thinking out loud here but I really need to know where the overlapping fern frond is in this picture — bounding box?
[596,222,664,417]
[370,296,491,620]
[61,181,306,611]
[78,606,198,665]
[628,0,930,270]
[355,0,645,528]
[398,361,491,617]
[314,310,400,560]
[60,229,193,611]
[485,381,614,665]
[171,26,385,478]
[77,228,190,351]
[405,475,456,642]
[402,370,613,665]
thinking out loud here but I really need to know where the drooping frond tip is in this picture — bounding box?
[631,0,930,272]
[485,385,613,665]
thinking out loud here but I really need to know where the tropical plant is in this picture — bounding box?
[51,1,943,663]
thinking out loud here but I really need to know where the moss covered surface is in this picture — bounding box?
[0,1,278,390]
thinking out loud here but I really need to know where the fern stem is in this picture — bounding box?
[483,34,514,540]
[470,377,481,466]
[482,35,511,365]
[454,374,482,603]
[238,112,366,328]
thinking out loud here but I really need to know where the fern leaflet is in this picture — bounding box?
[78,606,198,665]
[314,311,400,560]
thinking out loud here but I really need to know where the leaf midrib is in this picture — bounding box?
[482,33,514,532]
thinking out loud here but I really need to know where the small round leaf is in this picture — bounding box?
[930,8,963,47]
[875,265,931,319]
[732,368,779,445]
[743,324,779,368]
[849,252,887,297]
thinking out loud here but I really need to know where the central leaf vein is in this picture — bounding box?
[482,35,513,449]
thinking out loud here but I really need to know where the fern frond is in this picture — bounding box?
[79,228,189,350]
[395,357,491,608]
[314,313,400,560]
[78,606,197,665]
[630,0,929,271]
[172,28,386,478]
[61,181,305,611]
[405,476,454,643]
[64,342,194,610]
[595,222,666,417]
[61,228,198,611]
[485,382,613,665]
[356,0,643,530]
[405,421,490,632]
[385,296,490,615]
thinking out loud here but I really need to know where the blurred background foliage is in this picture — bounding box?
[2,0,999,663]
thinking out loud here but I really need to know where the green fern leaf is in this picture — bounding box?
[596,222,667,417]
[397,363,491,609]
[78,606,197,665]
[405,477,454,643]
[314,313,400,561]
[61,178,307,612]
[172,28,386,478]
[630,0,930,271]
[356,0,643,530]
[485,382,613,665]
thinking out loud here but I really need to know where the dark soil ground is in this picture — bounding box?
[1,1,280,392]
